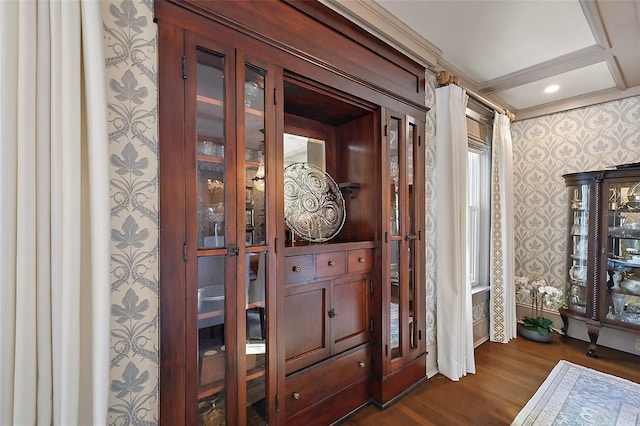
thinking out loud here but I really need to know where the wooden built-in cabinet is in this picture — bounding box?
[157,1,428,424]
[561,165,640,358]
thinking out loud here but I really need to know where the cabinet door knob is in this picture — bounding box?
[358,257,366,263]
[328,260,336,267]
[358,361,365,368]
[292,392,300,400]
[293,266,301,273]
[328,308,337,318]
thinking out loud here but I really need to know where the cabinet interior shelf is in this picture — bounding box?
[197,94,264,117]
[198,368,265,400]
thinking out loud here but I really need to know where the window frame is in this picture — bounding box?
[466,100,493,289]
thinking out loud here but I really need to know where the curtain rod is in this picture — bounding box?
[436,71,515,121]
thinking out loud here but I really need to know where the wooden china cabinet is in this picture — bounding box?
[561,165,640,357]
[157,1,428,424]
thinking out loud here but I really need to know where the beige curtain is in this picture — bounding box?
[435,84,476,380]
[489,112,517,343]
[0,1,111,424]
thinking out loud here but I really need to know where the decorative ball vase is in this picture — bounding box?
[518,325,553,343]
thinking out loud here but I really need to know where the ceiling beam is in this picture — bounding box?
[478,45,612,95]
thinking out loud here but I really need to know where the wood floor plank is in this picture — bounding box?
[341,334,640,425]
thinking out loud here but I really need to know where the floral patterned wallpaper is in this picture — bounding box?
[425,72,437,346]
[104,0,159,424]
[511,96,640,294]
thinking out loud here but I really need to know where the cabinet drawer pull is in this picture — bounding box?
[358,257,366,263]
[328,260,336,267]
[358,361,365,368]
[292,392,300,400]
[293,266,301,273]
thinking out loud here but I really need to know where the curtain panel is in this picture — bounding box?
[490,112,517,343]
[0,1,110,424]
[435,85,476,381]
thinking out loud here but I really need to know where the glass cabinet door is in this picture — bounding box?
[194,47,231,425]
[389,116,401,361]
[386,113,421,371]
[242,63,269,425]
[566,184,590,315]
[604,180,640,326]
[190,43,273,425]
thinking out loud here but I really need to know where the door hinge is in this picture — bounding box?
[370,319,374,332]
[418,135,422,146]
[384,124,388,136]
[183,242,187,261]
[419,230,422,241]
[369,280,373,294]
[275,394,279,411]
[227,244,239,257]
[274,87,278,105]
[385,344,388,357]
[385,231,388,243]
[182,55,186,79]
[419,330,422,340]
[275,237,278,253]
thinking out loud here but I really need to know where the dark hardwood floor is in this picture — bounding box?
[343,334,640,425]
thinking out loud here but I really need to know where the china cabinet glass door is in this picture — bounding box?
[604,179,640,326]
[386,112,421,371]
[193,48,230,425]
[242,63,269,425]
[188,40,273,425]
[566,184,590,315]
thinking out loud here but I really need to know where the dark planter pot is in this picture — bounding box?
[519,325,553,343]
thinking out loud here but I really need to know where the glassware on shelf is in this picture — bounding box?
[198,140,225,157]
[569,265,587,282]
[244,81,259,107]
[612,292,626,314]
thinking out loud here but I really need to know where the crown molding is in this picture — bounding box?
[514,85,640,121]
[318,0,441,68]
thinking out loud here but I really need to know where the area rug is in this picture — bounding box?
[512,360,640,425]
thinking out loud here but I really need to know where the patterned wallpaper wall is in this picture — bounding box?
[104,0,159,424]
[511,97,640,295]
[425,72,437,346]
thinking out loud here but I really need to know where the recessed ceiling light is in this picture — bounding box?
[544,84,559,94]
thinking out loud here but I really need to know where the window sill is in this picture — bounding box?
[472,285,490,295]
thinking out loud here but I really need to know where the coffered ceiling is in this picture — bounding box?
[320,0,640,121]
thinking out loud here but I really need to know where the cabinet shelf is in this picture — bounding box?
[197,94,265,117]
[609,258,640,268]
[197,154,224,163]
[197,366,267,400]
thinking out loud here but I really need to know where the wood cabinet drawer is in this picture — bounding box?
[285,345,371,418]
[315,251,346,278]
[348,248,373,273]
[285,255,315,284]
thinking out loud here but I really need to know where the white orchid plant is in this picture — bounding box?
[515,276,564,336]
